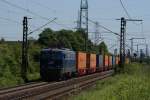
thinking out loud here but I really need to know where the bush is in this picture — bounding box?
[71,63,150,100]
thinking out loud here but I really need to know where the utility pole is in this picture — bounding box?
[114,49,118,56]
[119,17,126,68]
[117,18,143,69]
[79,0,88,51]
[134,43,147,57]
[21,17,56,83]
[127,49,131,58]
[22,16,28,82]
[136,44,139,57]
[131,38,133,57]
[146,44,149,57]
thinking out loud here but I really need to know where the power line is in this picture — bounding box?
[30,0,57,14]
[119,0,142,26]
[0,16,36,31]
[109,44,118,50]
[119,0,131,19]
[85,16,120,36]
[0,36,22,38]
[1,7,22,15]
[140,21,146,40]
[53,21,74,30]
[27,0,75,29]
[0,0,50,20]
[28,18,57,35]
[0,16,21,25]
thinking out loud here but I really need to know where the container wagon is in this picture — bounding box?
[76,52,87,76]
[125,58,130,64]
[86,53,96,74]
[96,54,103,72]
[104,55,109,71]
[112,56,116,69]
[115,56,119,65]
[109,55,112,70]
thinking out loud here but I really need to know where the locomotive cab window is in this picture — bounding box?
[40,50,63,68]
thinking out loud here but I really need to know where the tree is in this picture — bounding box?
[37,28,109,54]
[28,37,36,42]
[98,42,109,54]
[0,37,5,43]
[38,28,58,47]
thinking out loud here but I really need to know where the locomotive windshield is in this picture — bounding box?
[40,50,63,68]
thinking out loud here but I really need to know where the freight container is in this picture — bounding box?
[96,55,103,71]
[63,50,76,77]
[99,55,104,70]
[104,55,109,70]
[115,56,119,65]
[112,56,116,68]
[109,56,112,69]
[87,53,96,74]
[76,52,87,76]
[125,58,130,64]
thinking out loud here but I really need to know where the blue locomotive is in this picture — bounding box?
[40,48,76,80]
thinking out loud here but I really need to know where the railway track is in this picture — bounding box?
[0,81,46,91]
[0,70,114,100]
[0,82,49,95]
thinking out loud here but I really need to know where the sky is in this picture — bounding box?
[0,0,150,54]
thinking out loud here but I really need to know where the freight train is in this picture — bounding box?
[40,48,120,81]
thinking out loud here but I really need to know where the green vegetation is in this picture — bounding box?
[38,28,109,53]
[0,28,109,88]
[0,42,41,87]
[0,43,23,87]
[71,63,150,100]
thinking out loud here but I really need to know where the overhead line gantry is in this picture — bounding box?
[117,17,143,69]
[129,37,145,57]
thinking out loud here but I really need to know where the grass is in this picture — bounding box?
[70,63,150,100]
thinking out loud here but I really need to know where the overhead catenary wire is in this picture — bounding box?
[0,0,74,31]
[0,16,21,25]
[53,20,75,30]
[83,16,120,36]
[119,0,131,19]
[0,16,37,30]
[1,7,22,15]
[26,0,75,29]
[140,21,146,44]
[119,0,142,26]
[1,0,118,35]
[0,0,50,21]
[30,0,57,14]
[109,44,118,50]
[28,17,57,35]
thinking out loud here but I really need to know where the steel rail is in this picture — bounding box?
[0,70,114,100]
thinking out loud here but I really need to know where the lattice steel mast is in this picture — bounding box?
[79,0,88,51]
[22,16,28,82]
